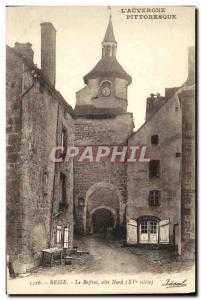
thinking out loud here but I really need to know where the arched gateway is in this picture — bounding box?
[84,182,124,234]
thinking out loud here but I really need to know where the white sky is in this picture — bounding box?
[6,6,195,129]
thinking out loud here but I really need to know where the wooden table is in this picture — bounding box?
[42,247,63,267]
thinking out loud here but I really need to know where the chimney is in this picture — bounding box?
[14,42,34,63]
[40,22,56,86]
[145,93,166,121]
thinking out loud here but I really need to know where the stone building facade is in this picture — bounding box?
[127,90,182,249]
[6,23,75,273]
[127,47,195,257]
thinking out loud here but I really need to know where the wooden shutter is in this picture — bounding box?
[56,225,62,244]
[64,227,69,249]
[127,219,138,244]
[159,219,170,244]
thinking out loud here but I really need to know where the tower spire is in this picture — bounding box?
[102,9,117,57]
[108,6,112,18]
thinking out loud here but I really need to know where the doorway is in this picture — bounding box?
[139,220,158,244]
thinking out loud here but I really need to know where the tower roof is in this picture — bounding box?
[103,16,117,44]
[83,56,132,84]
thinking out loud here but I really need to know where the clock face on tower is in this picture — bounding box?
[101,86,111,97]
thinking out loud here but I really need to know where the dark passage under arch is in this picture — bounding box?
[92,208,115,234]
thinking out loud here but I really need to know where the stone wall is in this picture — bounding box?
[74,114,134,234]
[6,46,25,271]
[75,114,133,145]
[50,104,74,249]
[179,88,195,259]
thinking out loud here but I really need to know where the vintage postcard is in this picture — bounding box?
[6,6,196,294]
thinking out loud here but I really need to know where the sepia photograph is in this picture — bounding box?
[6,5,196,294]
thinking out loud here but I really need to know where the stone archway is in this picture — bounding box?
[84,182,124,234]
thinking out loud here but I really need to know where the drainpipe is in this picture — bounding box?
[49,103,60,247]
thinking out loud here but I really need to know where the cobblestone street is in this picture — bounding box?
[73,236,193,274]
[20,236,194,278]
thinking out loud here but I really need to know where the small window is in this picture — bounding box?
[43,172,48,195]
[56,225,62,244]
[149,160,160,178]
[149,190,161,206]
[176,152,181,157]
[61,128,67,148]
[151,135,159,145]
[44,173,48,185]
[78,197,85,208]
[60,173,66,207]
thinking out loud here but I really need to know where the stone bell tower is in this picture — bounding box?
[75,15,132,117]
[74,13,134,235]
